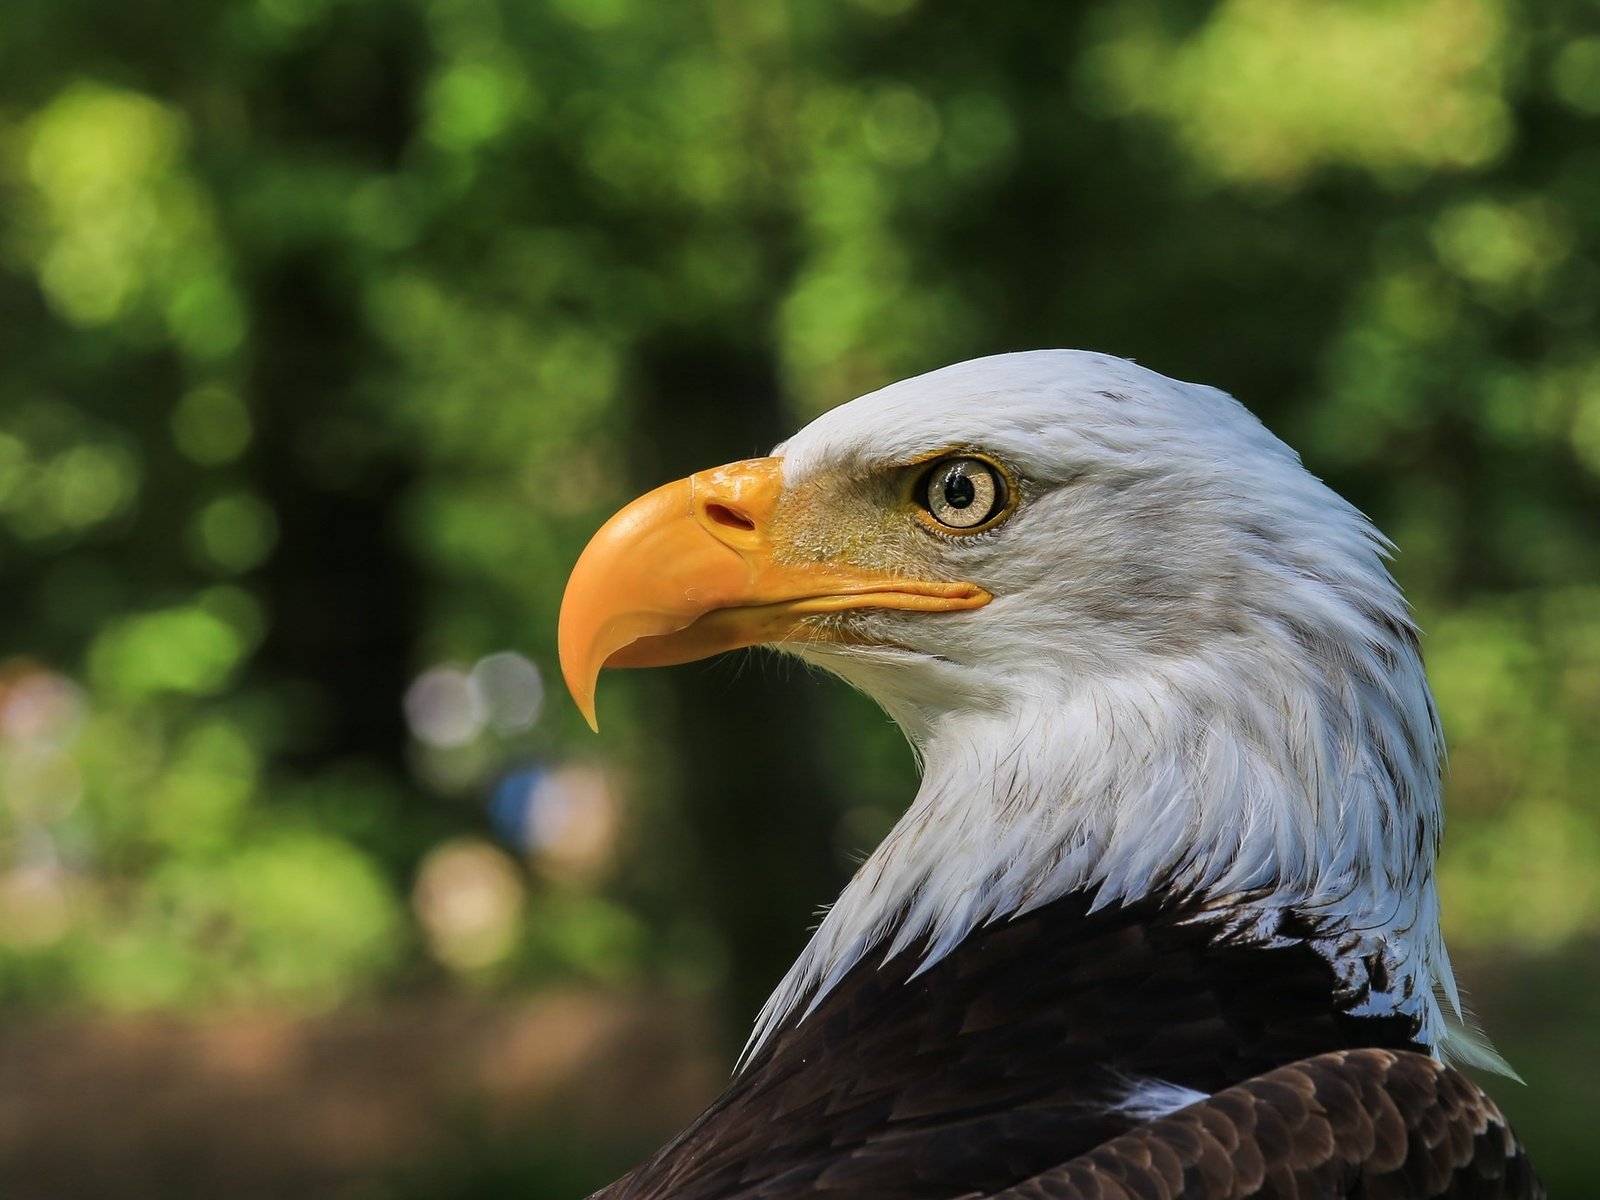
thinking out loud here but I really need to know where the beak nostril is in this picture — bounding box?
[705,502,757,532]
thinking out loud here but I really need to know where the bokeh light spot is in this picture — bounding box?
[412,838,526,971]
[862,86,941,167]
[491,763,618,882]
[172,385,253,465]
[1551,38,1600,115]
[470,651,544,735]
[191,492,279,574]
[89,604,247,699]
[404,664,485,748]
[0,863,76,950]
[48,442,140,530]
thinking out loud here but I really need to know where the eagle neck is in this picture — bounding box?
[745,651,1499,1074]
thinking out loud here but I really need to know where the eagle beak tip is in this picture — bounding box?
[561,660,602,733]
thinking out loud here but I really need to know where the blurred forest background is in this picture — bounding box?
[0,0,1597,1195]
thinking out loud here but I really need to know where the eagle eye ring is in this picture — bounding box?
[915,455,1014,533]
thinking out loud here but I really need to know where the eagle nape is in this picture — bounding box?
[557,350,1542,1200]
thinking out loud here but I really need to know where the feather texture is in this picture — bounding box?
[757,352,1487,1070]
[590,889,1539,1199]
[577,351,1534,1197]
[994,1050,1541,1200]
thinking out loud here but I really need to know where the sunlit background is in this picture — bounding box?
[1,0,1597,1194]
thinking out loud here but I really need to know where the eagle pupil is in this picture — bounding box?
[944,472,976,509]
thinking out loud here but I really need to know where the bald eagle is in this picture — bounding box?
[559,352,1541,1199]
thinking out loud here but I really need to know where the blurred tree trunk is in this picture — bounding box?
[227,5,428,845]
[249,254,420,783]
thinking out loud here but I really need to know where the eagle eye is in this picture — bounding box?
[917,456,1010,532]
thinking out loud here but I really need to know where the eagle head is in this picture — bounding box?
[559,350,1507,1075]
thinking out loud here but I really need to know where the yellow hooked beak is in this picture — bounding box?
[558,457,990,730]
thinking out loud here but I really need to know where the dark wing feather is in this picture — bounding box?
[985,1049,1544,1200]
[593,890,1429,1200]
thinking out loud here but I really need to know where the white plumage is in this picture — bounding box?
[745,350,1505,1075]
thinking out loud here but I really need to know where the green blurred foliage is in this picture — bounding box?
[0,0,1597,1188]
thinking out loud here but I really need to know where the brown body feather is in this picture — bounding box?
[997,1050,1540,1200]
[590,891,1539,1200]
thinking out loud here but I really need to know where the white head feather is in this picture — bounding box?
[743,350,1507,1076]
